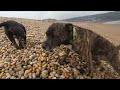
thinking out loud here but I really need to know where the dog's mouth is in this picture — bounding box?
[45,46,57,52]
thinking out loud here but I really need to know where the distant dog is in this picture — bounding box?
[0,20,26,49]
[42,23,120,77]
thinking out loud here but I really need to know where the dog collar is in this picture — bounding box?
[70,26,77,43]
[73,26,77,41]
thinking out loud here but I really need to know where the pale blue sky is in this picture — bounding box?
[0,11,113,20]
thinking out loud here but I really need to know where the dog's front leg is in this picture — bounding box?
[87,51,93,78]
[18,36,24,49]
[6,33,19,49]
[78,46,93,78]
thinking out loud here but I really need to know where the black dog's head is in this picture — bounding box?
[42,23,73,52]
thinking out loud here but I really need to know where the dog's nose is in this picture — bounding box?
[42,43,46,49]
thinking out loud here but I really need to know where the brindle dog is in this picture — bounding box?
[0,20,26,49]
[42,23,120,78]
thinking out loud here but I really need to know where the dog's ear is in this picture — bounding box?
[65,23,73,31]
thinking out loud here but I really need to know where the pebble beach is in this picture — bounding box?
[0,17,120,79]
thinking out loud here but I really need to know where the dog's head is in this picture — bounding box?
[42,23,73,51]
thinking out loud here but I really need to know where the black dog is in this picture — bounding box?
[0,20,26,49]
[42,23,120,77]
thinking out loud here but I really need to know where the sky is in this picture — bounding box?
[0,11,113,20]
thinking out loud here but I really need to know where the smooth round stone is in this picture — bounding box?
[77,66,81,70]
[40,57,45,62]
[10,65,15,69]
[27,65,32,69]
[5,73,11,79]
[4,57,11,62]
[28,73,32,79]
[31,67,35,72]
[2,76,6,79]
[60,75,65,79]
[35,45,41,49]
[9,68,12,72]
[42,53,47,57]
[31,50,36,53]
[23,66,27,69]
[49,62,55,67]
[54,55,59,59]
[2,55,6,60]
[34,64,38,68]
[24,74,29,79]
[59,51,66,57]
[55,74,60,78]
[73,69,80,76]
[79,75,84,79]
[50,72,56,77]
[1,68,5,72]
[21,76,25,79]
[29,55,36,60]
[41,70,48,79]
[0,72,4,78]
[3,52,9,56]
[2,47,6,50]
[65,73,70,79]
[0,62,4,68]
[67,67,72,71]
[13,73,17,77]
[24,70,31,75]
[5,69,9,73]
[14,68,19,72]
[11,62,16,65]
[0,55,2,58]
[42,64,47,68]
[10,76,16,79]
[14,57,20,61]
[52,77,56,79]
[36,71,40,77]
[69,76,73,79]
[32,73,36,79]
[83,75,91,79]
[19,71,24,76]
[10,71,15,75]
[64,68,70,73]
[30,62,34,65]
[24,58,30,62]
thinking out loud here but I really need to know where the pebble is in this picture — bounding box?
[24,70,31,75]
[19,71,24,76]
[10,76,16,79]
[60,75,65,79]
[32,73,36,79]
[29,55,36,60]
[59,51,66,57]
[41,70,48,78]
[73,69,80,76]
[52,77,56,79]
[0,62,4,68]
[79,75,84,79]
[21,76,25,79]
[4,57,11,62]
[5,73,11,79]
[55,74,60,78]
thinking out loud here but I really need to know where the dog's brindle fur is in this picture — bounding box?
[0,20,26,49]
[42,23,120,77]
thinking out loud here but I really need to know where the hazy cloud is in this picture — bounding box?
[0,11,113,20]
